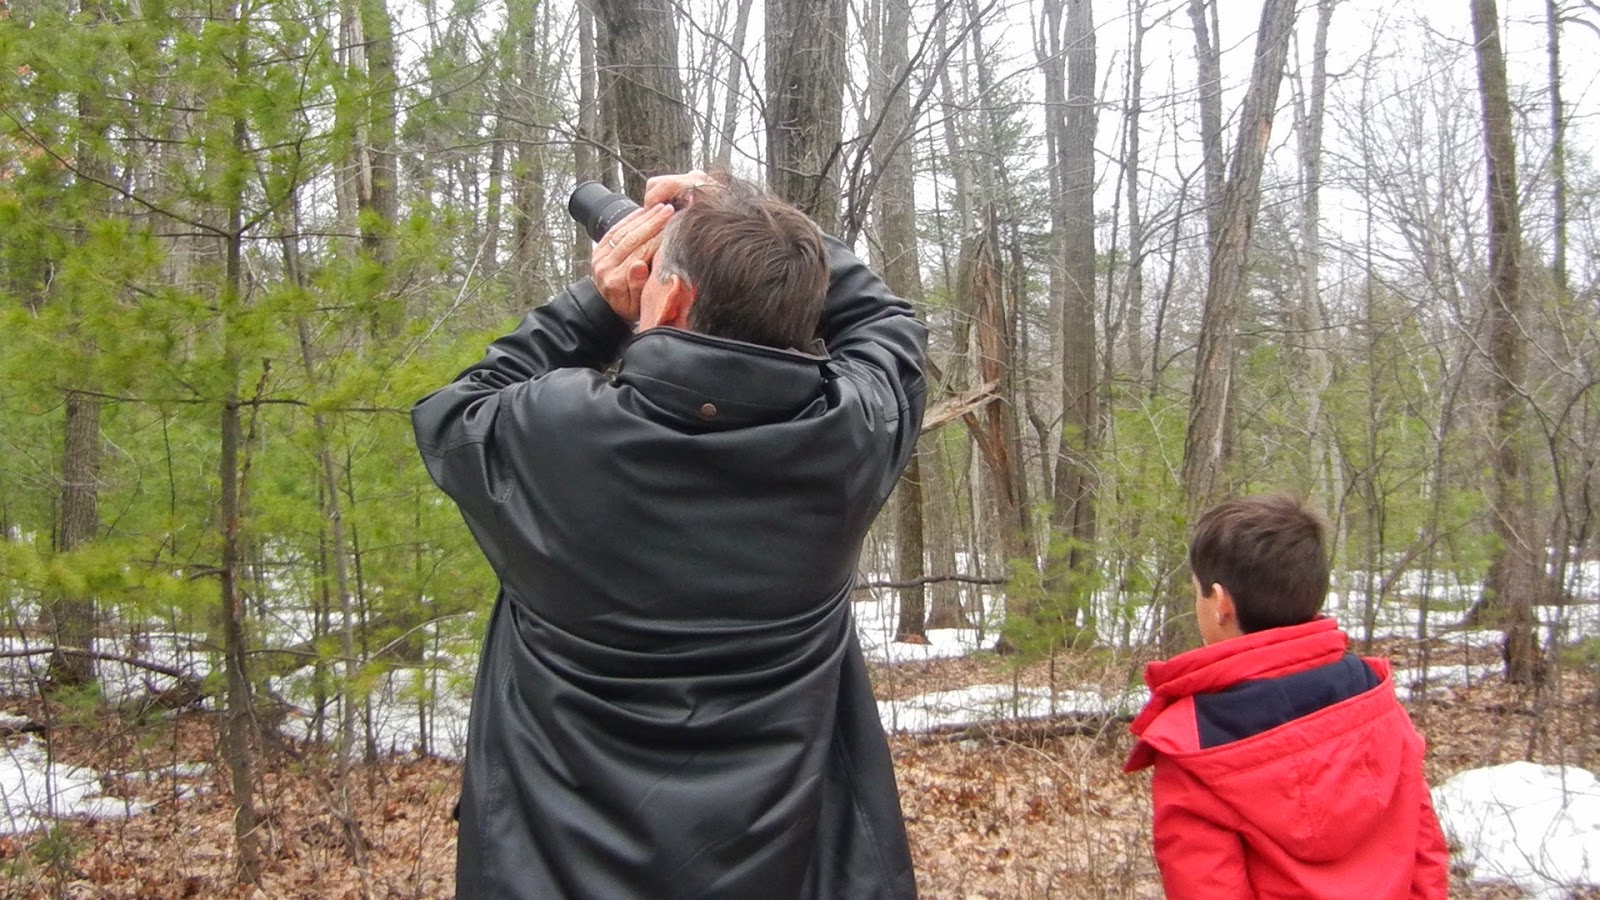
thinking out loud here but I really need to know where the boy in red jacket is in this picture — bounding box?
[1125,495,1450,899]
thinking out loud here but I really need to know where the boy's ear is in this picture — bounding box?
[1210,583,1238,630]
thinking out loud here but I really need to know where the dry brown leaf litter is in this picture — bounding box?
[0,638,1594,899]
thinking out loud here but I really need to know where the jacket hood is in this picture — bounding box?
[1126,618,1348,770]
[1127,619,1412,862]
[1181,668,1407,861]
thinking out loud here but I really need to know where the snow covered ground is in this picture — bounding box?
[0,723,152,835]
[1434,762,1600,899]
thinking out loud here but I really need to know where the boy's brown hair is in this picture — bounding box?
[1189,494,1330,633]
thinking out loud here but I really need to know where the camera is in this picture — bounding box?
[568,181,639,243]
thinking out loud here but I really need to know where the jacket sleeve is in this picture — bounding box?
[411,280,631,538]
[1411,786,1451,899]
[818,235,928,493]
[1150,760,1253,899]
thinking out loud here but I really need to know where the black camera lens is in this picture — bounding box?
[568,181,641,242]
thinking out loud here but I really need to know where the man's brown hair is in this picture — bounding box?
[1189,494,1330,633]
[655,179,828,351]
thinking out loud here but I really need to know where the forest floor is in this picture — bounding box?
[0,633,1596,899]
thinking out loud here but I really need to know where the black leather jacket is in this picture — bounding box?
[413,236,926,899]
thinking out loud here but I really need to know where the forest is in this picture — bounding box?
[1,0,1598,894]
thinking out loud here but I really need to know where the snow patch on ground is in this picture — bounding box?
[878,683,1149,734]
[271,664,474,762]
[1390,663,1502,702]
[1434,762,1600,899]
[0,736,150,834]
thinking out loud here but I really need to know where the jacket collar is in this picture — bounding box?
[1124,617,1348,771]
[615,327,829,430]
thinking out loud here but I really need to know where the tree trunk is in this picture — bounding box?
[1122,0,1148,382]
[1171,0,1297,654]
[1187,0,1225,249]
[1469,0,1542,685]
[765,0,846,231]
[962,214,1035,650]
[870,0,929,640]
[1180,0,1297,511]
[1289,0,1336,504]
[714,0,757,170]
[1546,0,1568,299]
[594,0,692,198]
[51,391,100,686]
[574,0,603,277]
[1045,0,1098,646]
[220,6,261,881]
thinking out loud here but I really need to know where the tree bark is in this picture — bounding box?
[1546,0,1568,299]
[1121,0,1148,382]
[47,0,110,689]
[1180,0,1298,512]
[714,0,758,170]
[1045,0,1098,645]
[870,0,929,640]
[1188,0,1225,249]
[219,5,261,880]
[1289,0,1336,504]
[1172,0,1298,654]
[1470,0,1542,684]
[765,0,846,231]
[51,391,101,686]
[595,0,692,198]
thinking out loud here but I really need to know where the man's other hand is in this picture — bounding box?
[590,202,674,324]
[644,170,718,208]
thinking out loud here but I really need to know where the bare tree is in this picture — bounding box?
[1469,0,1543,684]
[1043,0,1098,642]
[1171,0,1298,652]
[1180,0,1298,510]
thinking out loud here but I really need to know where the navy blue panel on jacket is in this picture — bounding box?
[1193,653,1380,749]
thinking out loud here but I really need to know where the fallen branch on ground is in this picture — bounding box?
[0,646,199,683]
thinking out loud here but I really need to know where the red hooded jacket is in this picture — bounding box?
[1125,618,1449,899]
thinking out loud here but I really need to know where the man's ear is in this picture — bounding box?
[661,274,696,328]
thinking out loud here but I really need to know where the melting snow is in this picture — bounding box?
[1434,762,1600,899]
[0,736,150,834]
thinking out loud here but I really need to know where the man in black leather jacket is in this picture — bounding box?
[413,171,926,899]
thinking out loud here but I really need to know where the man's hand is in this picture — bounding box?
[589,202,674,324]
[644,169,718,208]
